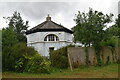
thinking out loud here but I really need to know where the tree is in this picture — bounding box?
[115,14,120,37]
[72,8,113,47]
[4,11,29,42]
[107,14,120,38]
[115,14,120,63]
[72,8,113,65]
[2,26,18,70]
[2,26,18,52]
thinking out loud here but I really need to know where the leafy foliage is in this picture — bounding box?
[25,54,51,74]
[2,27,18,50]
[115,14,120,38]
[3,42,37,72]
[85,47,89,65]
[11,42,37,72]
[2,27,18,71]
[72,8,113,47]
[72,8,114,66]
[50,45,74,68]
[2,11,52,74]
[3,11,29,42]
[101,36,118,48]
[50,46,68,68]
[3,42,52,74]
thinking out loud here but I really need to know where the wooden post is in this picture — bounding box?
[67,47,73,71]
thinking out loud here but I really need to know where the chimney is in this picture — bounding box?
[46,14,51,21]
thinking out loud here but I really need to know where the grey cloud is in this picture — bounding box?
[2,2,75,20]
[0,1,119,29]
[1,2,87,28]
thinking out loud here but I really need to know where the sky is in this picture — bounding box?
[0,0,119,30]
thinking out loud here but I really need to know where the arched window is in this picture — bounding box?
[44,34,59,41]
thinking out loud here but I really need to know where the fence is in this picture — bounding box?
[67,47,118,68]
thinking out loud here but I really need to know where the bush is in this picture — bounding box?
[50,45,74,68]
[101,36,118,48]
[3,42,52,74]
[4,42,38,72]
[25,54,52,74]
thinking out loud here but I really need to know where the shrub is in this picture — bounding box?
[25,54,52,74]
[101,36,118,48]
[3,42,52,74]
[3,42,33,72]
[50,45,74,68]
[9,42,38,72]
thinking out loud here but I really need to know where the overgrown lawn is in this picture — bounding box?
[2,63,118,78]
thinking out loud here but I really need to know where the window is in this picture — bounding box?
[44,34,59,41]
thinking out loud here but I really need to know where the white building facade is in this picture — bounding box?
[26,15,73,56]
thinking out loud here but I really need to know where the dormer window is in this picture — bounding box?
[44,34,59,41]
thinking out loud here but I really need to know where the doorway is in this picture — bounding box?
[49,47,54,53]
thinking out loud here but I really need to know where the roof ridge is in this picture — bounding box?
[26,19,73,35]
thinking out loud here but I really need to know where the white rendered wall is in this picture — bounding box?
[27,31,73,56]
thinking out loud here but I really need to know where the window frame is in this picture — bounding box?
[44,34,59,42]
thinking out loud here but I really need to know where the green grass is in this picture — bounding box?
[2,63,118,78]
